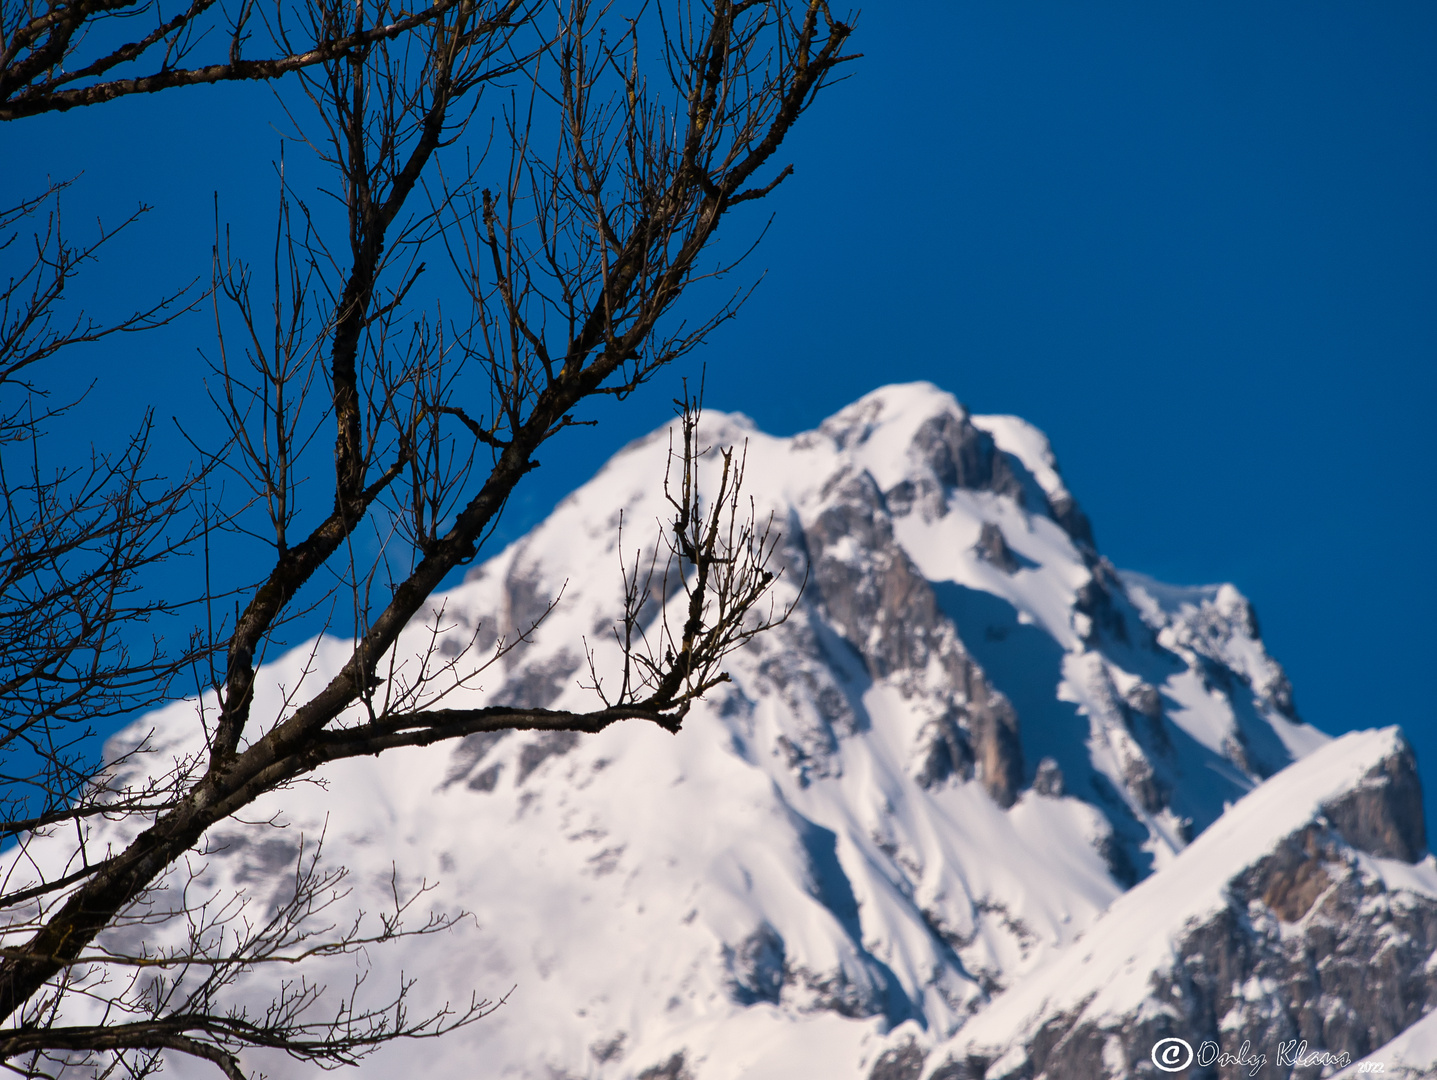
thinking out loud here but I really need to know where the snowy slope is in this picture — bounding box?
[9,382,1378,1080]
[1334,1009,1437,1080]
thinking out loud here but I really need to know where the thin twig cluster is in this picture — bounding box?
[0,1,854,1075]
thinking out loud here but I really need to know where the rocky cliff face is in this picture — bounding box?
[803,467,1024,808]
[24,383,1427,1080]
[913,730,1436,1080]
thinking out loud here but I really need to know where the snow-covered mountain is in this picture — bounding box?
[26,383,1436,1078]
[920,726,1432,1079]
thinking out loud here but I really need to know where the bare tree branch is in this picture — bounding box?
[0,0,532,121]
[0,1,854,1072]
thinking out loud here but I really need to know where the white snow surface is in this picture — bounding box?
[1333,1006,1437,1079]
[4,382,1354,1080]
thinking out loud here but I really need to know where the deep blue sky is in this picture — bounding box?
[5,4,1435,823]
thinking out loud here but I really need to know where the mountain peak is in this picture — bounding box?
[25,383,1418,1080]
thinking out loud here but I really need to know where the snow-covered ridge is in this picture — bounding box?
[912,724,1434,1079]
[944,728,1429,1058]
[17,381,1401,1080]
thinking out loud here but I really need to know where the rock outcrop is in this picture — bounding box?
[920,731,1435,1080]
[803,466,1024,807]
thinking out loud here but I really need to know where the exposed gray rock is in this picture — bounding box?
[501,557,560,659]
[816,395,886,450]
[1123,681,1162,722]
[625,543,687,624]
[515,730,582,784]
[883,479,918,518]
[755,638,856,737]
[869,1040,927,1080]
[1010,847,1437,1079]
[1136,579,1301,723]
[948,745,1437,1080]
[1121,681,1171,755]
[1047,491,1095,548]
[636,1052,693,1080]
[969,691,1023,810]
[974,522,1021,574]
[904,404,1096,546]
[430,586,501,655]
[925,1056,988,1080]
[909,412,1026,504]
[466,762,503,792]
[1321,740,1427,862]
[1122,753,1169,814]
[771,727,841,788]
[1223,729,1268,781]
[1072,562,1130,645]
[227,835,300,884]
[914,713,976,790]
[807,470,940,679]
[803,468,1024,808]
[1265,670,1299,720]
[725,923,786,1005]
[972,897,1038,964]
[1032,757,1065,798]
[744,619,861,786]
[442,730,511,789]
[786,963,888,1019]
[500,649,581,710]
[589,1032,626,1064]
[1094,827,1139,889]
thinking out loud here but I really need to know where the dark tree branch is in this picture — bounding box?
[0,0,528,121]
[0,1,852,1071]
